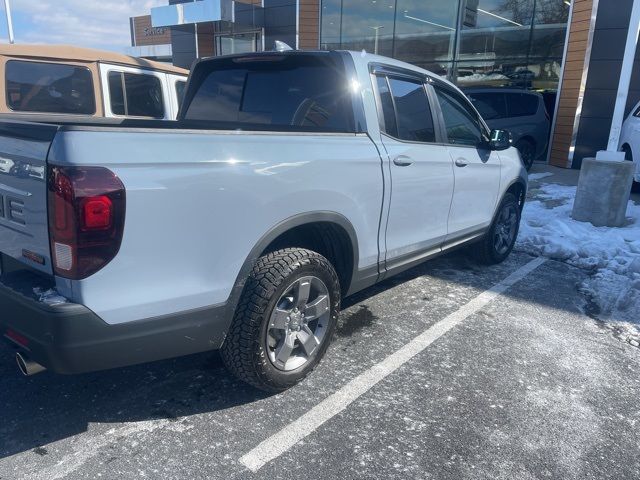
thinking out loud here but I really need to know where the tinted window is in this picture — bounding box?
[506,93,539,117]
[107,72,125,115]
[183,55,353,132]
[108,71,164,118]
[435,87,483,146]
[388,77,435,143]
[375,76,397,137]
[175,81,187,105]
[5,60,95,114]
[467,92,507,120]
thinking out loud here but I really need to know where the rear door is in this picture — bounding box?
[374,72,454,271]
[432,85,501,240]
[0,120,57,275]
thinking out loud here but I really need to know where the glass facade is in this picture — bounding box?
[320,0,569,91]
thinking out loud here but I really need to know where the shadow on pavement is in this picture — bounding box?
[0,250,588,460]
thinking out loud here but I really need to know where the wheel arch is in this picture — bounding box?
[504,179,527,212]
[224,212,360,321]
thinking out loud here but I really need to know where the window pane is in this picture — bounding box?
[108,72,125,116]
[123,73,164,118]
[388,78,435,143]
[339,1,395,56]
[530,0,570,58]
[175,81,186,105]
[505,92,539,117]
[435,87,482,146]
[184,55,353,132]
[5,60,95,114]
[455,59,547,89]
[459,0,534,62]
[320,0,342,50]
[394,0,458,71]
[376,76,397,137]
[466,92,507,120]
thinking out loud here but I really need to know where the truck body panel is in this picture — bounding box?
[0,50,527,376]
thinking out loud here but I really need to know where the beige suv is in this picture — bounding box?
[0,44,188,120]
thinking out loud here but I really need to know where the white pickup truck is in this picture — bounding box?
[0,50,526,391]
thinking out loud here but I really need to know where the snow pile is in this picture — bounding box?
[516,183,640,340]
[33,287,68,306]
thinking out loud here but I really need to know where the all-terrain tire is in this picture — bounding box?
[221,248,341,392]
[473,193,521,265]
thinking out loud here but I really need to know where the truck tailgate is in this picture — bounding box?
[0,121,58,275]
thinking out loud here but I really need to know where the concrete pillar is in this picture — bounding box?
[572,158,634,227]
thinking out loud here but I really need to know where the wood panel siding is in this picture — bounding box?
[299,0,320,50]
[549,0,594,168]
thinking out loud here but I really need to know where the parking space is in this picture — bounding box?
[1,252,639,480]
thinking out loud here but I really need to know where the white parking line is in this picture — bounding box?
[239,256,547,472]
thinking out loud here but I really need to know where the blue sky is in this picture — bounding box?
[0,0,165,53]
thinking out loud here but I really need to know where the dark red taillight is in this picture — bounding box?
[48,166,125,280]
[81,196,113,231]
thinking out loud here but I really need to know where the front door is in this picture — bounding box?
[432,86,501,240]
[374,74,454,271]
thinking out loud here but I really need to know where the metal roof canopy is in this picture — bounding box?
[151,0,264,28]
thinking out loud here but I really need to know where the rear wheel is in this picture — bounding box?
[221,248,341,392]
[473,193,521,265]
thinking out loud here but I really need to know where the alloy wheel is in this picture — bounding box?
[266,276,331,372]
[494,204,518,255]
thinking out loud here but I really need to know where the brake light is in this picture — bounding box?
[48,166,125,280]
[81,196,113,231]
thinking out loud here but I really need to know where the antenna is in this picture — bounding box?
[273,40,293,52]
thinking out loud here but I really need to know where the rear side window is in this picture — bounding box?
[505,93,539,117]
[467,92,507,120]
[107,71,165,118]
[183,55,354,132]
[375,76,397,137]
[5,60,95,115]
[434,87,483,147]
[175,81,187,105]
[387,78,435,143]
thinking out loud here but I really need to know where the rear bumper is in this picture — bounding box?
[0,270,229,374]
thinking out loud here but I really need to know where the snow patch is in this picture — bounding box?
[528,172,554,182]
[517,183,640,340]
[33,287,68,306]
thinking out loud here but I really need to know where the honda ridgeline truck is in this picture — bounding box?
[0,51,527,392]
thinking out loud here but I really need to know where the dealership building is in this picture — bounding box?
[129,0,640,171]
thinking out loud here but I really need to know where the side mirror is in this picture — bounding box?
[489,129,512,151]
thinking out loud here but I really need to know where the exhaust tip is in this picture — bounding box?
[16,352,46,376]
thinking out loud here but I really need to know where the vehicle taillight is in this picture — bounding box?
[48,166,125,280]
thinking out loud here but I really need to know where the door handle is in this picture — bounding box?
[455,158,469,168]
[393,155,413,167]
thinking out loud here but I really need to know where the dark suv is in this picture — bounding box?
[463,88,550,170]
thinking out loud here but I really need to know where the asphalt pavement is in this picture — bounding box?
[1,251,639,480]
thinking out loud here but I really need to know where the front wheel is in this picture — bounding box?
[221,248,341,392]
[473,193,521,265]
